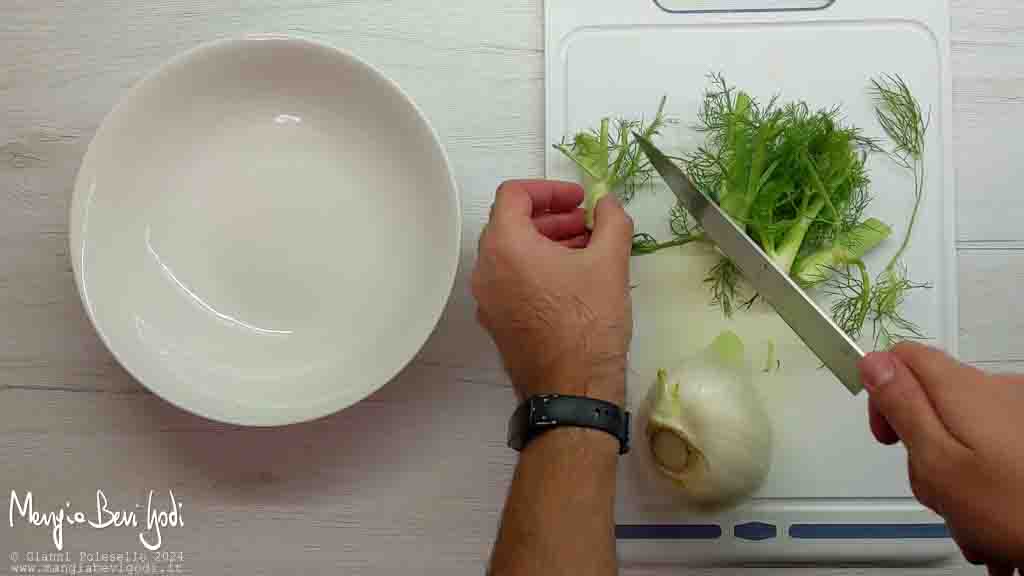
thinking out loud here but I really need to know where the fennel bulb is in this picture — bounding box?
[645,331,772,508]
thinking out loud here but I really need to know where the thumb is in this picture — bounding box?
[588,195,634,260]
[859,351,954,454]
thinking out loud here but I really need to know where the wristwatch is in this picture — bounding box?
[507,394,631,455]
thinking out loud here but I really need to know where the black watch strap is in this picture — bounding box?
[507,394,630,455]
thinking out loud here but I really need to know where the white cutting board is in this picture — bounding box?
[545,0,958,565]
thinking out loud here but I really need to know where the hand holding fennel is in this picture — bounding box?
[474,179,634,576]
[472,180,634,407]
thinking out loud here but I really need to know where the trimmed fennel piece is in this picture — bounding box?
[554,97,671,228]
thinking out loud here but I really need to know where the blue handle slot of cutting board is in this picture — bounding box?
[617,524,722,540]
[789,523,950,540]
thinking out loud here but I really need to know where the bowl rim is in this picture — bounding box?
[69,35,462,427]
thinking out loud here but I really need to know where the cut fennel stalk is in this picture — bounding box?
[554,97,669,228]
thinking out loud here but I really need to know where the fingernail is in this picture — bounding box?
[860,352,896,393]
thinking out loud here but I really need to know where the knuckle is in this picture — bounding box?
[880,368,925,412]
[875,369,911,406]
[479,228,506,257]
[891,340,919,354]
[495,180,519,202]
[492,230,522,259]
[891,340,928,362]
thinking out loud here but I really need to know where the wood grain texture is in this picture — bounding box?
[951,0,1024,242]
[958,248,1024,362]
[0,0,1016,574]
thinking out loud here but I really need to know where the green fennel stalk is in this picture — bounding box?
[557,74,929,349]
[644,75,890,318]
[554,97,671,228]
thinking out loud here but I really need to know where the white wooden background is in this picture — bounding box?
[1,1,1019,574]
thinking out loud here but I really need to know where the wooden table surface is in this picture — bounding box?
[2,1,1020,574]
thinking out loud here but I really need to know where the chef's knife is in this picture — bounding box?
[634,134,865,395]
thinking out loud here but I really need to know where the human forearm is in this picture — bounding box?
[489,427,619,576]
[475,183,632,576]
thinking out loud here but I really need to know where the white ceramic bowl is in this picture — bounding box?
[70,37,461,425]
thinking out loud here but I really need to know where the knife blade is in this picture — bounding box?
[634,134,865,395]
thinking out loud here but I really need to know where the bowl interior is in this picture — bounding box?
[71,37,460,425]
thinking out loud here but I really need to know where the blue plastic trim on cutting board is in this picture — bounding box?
[616,523,950,541]
[789,523,951,539]
[616,524,722,540]
[652,0,835,15]
[734,522,777,541]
